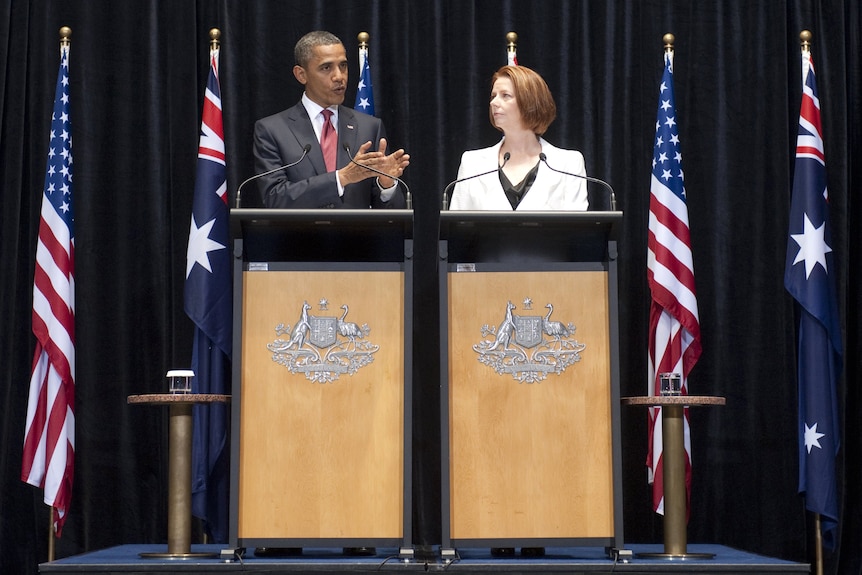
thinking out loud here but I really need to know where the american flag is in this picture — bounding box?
[185,44,232,542]
[646,50,702,515]
[784,49,842,549]
[354,46,375,116]
[22,40,75,537]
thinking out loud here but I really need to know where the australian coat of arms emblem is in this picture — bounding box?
[267,299,379,383]
[472,299,586,383]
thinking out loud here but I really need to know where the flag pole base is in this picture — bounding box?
[636,552,715,560]
[139,551,219,559]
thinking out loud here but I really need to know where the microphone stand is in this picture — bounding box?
[441,153,511,210]
[235,144,312,208]
[538,153,617,211]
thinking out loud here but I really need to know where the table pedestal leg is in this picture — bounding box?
[639,404,713,560]
[167,403,193,554]
[140,403,216,559]
[663,404,688,555]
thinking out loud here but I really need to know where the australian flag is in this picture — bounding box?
[184,47,232,543]
[354,51,375,116]
[784,50,842,549]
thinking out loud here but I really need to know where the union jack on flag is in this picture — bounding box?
[646,50,702,516]
[185,44,232,542]
[784,48,842,549]
[22,39,75,537]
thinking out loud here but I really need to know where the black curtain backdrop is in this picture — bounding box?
[1,1,860,573]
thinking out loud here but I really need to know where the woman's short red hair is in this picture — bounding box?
[489,65,557,135]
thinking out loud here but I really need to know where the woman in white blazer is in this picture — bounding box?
[449,65,589,211]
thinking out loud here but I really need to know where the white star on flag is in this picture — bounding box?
[804,422,825,453]
[790,212,832,278]
[186,215,226,277]
[358,97,370,110]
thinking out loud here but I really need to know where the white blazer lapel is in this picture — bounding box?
[518,138,559,210]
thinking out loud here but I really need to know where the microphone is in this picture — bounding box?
[235,144,312,208]
[343,144,412,209]
[442,152,511,210]
[538,153,617,211]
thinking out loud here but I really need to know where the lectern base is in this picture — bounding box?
[139,551,219,559]
[636,551,716,560]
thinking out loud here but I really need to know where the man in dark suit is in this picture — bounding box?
[253,30,409,209]
[250,31,404,560]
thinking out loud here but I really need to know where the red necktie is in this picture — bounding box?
[320,109,337,172]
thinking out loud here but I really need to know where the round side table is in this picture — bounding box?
[128,393,230,559]
[621,395,725,559]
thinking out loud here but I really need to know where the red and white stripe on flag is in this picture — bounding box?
[22,42,76,536]
[646,50,701,515]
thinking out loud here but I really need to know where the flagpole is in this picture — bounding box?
[43,26,72,563]
[798,30,823,575]
[798,29,823,575]
[506,31,517,65]
[357,31,369,104]
[210,27,220,52]
[814,513,823,575]
[203,28,218,547]
[357,31,369,69]
[354,31,376,119]
[48,508,55,562]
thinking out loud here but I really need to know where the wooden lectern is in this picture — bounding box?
[439,211,624,555]
[227,209,413,555]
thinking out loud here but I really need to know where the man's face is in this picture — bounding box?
[293,43,348,108]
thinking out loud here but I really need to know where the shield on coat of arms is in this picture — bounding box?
[514,315,543,348]
[308,315,337,347]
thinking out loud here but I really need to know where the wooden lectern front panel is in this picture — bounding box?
[448,270,614,539]
[239,270,404,539]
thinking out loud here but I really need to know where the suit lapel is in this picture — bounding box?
[337,106,359,168]
[520,139,557,209]
[287,103,327,174]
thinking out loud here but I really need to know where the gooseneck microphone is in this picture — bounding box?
[441,152,511,210]
[235,144,312,208]
[538,153,617,211]
[343,144,412,209]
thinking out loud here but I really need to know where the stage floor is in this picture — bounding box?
[40,544,809,575]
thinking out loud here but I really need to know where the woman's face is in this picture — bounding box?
[490,77,523,132]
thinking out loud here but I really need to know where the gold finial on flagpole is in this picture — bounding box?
[663,33,675,53]
[357,32,370,74]
[209,28,220,51]
[59,26,71,47]
[506,31,518,57]
[800,30,812,53]
[358,31,370,50]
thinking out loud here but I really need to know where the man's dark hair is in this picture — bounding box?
[295,31,343,67]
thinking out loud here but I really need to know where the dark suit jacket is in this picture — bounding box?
[252,102,406,209]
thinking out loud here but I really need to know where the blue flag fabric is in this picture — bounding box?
[185,49,232,543]
[784,51,842,549]
[354,54,375,116]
